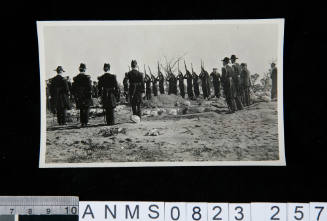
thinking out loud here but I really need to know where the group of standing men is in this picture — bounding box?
[220,55,252,113]
[48,63,120,126]
[48,55,277,126]
[48,61,146,126]
[122,61,223,102]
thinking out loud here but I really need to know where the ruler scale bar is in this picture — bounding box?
[0,196,79,215]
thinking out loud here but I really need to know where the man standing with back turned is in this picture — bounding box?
[72,63,92,127]
[127,60,145,118]
[49,66,71,125]
[98,63,119,125]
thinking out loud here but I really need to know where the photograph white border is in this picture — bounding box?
[37,19,285,168]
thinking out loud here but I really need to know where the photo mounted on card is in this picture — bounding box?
[37,19,285,168]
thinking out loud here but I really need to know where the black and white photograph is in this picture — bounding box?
[37,19,285,167]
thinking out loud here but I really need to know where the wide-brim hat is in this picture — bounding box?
[230,55,238,60]
[221,57,230,62]
[54,66,65,72]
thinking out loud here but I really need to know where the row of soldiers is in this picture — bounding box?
[122,61,221,101]
[121,55,253,113]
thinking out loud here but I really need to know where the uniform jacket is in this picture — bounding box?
[177,72,185,86]
[72,73,92,109]
[222,65,237,98]
[184,71,193,87]
[49,75,71,111]
[127,69,145,104]
[210,72,221,85]
[98,73,119,109]
[192,72,200,95]
[200,70,210,87]
[232,63,242,87]
[123,76,129,92]
[240,69,251,87]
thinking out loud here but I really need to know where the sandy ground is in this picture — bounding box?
[45,98,279,163]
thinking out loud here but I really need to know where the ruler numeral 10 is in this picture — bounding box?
[65,206,78,215]
[79,202,327,221]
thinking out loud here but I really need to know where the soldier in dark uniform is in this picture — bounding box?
[98,63,119,125]
[184,62,194,100]
[177,70,185,98]
[240,63,252,106]
[199,66,210,99]
[210,68,221,98]
[123,72,129,103]
[127,60,145,118]
[192,65,200,98]
[72,63,92,127]
[167,71,177,95]
[144,71,152,100]
[49,66,71,125]
[270,62,277,100]
[151,73,158,96]
[221,57,237,113]
[158,63,165,94]
[230,55,244,110]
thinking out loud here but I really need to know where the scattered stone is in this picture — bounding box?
[143,110,151,116]
[98,127,126,137]
[150,110,158,117]
[196,107,205,113]
[168,109,178,115]
[261,95,271,102]
[183,100,191,107]
[145,129,161,136]
[131,115,141,123]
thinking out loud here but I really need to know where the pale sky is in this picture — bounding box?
[42,21,281,83]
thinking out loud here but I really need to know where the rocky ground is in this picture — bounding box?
[45,95,279,164]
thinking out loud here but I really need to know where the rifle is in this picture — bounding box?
[148,66,155,81]
[191,63,194,74]
[143,64,149,81]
